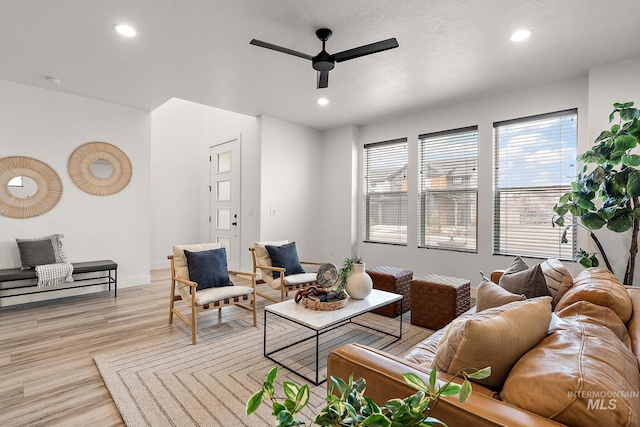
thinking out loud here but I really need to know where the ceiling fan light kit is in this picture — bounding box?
[250,28,398,89]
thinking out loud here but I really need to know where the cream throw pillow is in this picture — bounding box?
[540,258,573,308]
[475,280,526,312]
[433,296,552,389]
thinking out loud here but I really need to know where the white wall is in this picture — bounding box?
[0,79,151,306]
[343,76,590,286]
[259,116,323,261]
[319,125,359,264]
[150,98,259,271]
[587,56,640,285]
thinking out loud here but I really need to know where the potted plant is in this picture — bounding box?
[336,254,372,300]
[553,101,640,285]
[246,366,491,427]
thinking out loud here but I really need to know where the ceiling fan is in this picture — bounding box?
[250,28,399,89]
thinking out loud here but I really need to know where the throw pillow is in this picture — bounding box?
[475,280,526,312]
[265,241,305,279]
[184,248,233,289]
[555,267,632,323]
[433,296,552,389]
[16,234,67,269]
[499,264,551,299]
[540,258,574,308]
[503,256,529,275]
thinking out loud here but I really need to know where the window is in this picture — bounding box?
[363,138,408,245]
[8,176,23,187]
[493,109,577,259]
[418,126,478,252]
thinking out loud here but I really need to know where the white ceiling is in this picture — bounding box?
[2,0,640,131]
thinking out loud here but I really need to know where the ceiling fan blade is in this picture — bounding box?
[317,70,329,89]
[334,38,399,63]
[249,39,313,60]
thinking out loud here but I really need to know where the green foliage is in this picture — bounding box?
[553,102,640,283]
[247,366,491,427]
[335,254,363,297]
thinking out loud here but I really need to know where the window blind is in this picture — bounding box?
[363,138,408,245]
[493,109,577,259]
[418,126,478,252]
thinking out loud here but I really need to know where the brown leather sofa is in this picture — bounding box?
[327,268,640,427]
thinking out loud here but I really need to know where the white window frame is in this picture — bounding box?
[418,126,478,253]
[493,109,578,259]
[363,138,408,246]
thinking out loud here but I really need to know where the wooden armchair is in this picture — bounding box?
[169,243,257,344]
[249,240,323,303]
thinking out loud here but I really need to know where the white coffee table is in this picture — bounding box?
[264,289,402,385]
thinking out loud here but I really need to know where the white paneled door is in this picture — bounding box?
[209,137,241,269]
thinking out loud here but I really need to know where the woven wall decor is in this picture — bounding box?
[68,142,132,196]
[0,156,63,219]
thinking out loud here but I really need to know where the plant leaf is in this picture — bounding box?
[266,367,278,384]
[581,213,606,230]
[403,373,428,393]
[429,366,437,391]
[607,214,633,232]
[466,366,491,380]
[614,134,638,151]
[458,380,472,403]
[628,170,640,198]
[293,385,310,413]
[246,390,264,416]
[578,255,592,268]
[264,382,275,400]
[438,383,460,396]
[623,154,640,166]
[330,376,347,397]
[589,254,600,267]
[361,413,391,426]
[283,382,299,400]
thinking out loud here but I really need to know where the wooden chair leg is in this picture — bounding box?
[191,297,197,345]
[169,279,176,324]
[251,293,257,326]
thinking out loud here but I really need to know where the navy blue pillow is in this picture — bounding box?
[265,241,305,279]
[184,248,234,289]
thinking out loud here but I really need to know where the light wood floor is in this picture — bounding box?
[0,269,263,427]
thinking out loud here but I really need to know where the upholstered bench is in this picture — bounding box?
[410,274,470,329]
[366,266,413,318]
[0,260,118,299]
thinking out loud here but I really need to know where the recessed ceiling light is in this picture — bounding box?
[114,24,138,37]
[317,98,329,106]
[510,30,531,42]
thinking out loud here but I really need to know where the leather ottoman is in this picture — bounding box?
[366,266,413,318]
[410,274,471,329]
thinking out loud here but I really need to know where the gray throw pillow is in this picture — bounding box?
[499,264,551,299]
[16,234,66,269]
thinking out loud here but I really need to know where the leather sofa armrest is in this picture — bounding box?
[490,270,505,284]
[327,343,566,427]
[626,286,640,365]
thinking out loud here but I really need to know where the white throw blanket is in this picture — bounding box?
[35,262,74,288]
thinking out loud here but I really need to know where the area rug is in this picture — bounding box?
[94,312,433,426]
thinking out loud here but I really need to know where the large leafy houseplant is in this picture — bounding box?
[553,102,640,285]
[246,365,490,427]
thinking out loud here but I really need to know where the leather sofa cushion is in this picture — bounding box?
[555,267,632,323]
[433,296,552,389]
[501,301,640,427]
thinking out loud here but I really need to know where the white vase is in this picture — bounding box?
[345,263,373,299]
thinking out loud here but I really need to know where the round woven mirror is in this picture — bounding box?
[68,142,132,196]
[0,156,63,218]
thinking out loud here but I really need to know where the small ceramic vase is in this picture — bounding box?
[345,263,373,299]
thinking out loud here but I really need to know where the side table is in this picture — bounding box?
[366,266,413,318]
[410,274,470,329]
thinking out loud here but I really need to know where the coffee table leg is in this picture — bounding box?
[315,331,320,385]
[263,309,267,357]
